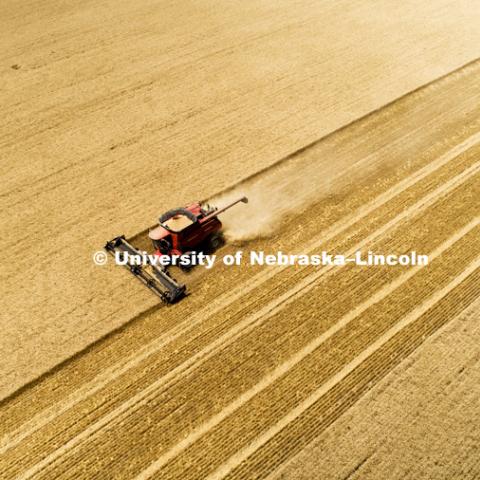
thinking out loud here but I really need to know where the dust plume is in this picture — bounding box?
[210,166,334,242]
[210,143,393,242]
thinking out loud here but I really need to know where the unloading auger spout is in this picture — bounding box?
[200,196,248,223]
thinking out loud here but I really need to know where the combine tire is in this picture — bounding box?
[208,232,225,251]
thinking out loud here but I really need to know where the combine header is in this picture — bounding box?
[105,196,248,304]
[104,236,186,303]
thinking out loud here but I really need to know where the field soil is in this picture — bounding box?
[1,1,479,479]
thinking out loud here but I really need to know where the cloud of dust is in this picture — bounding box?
[210,158,340,242]
[209,145,392,243]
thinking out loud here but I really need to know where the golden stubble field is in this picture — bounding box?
[1,0,479,479]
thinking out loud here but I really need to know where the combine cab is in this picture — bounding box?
[105,196,247,304]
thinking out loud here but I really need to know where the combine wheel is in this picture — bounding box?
[208,232,225,251]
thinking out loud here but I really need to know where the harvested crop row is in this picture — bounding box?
[223,269,480,480]
[10,167,479,479]
[2,58,479,437]
[128,200,480,480]
[5,1,480,400]
[2,144,477,479]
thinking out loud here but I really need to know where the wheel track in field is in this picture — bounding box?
[3,56,480,434]
[211,263,480,480]
[7,166,475,476]
[32,182,480,478]
[1,132,478,459]
[236,270,480,480]
[214,250,480,480]
[138,215,480,480]
[132,222,480,480]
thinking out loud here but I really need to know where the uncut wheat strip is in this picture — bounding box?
[3,131,478,456]
[130,221,480,480]
[15,162,480,480]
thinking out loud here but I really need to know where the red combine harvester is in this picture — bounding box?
[105,196,248,304]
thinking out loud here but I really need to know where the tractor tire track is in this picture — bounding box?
[8,166,480,480]
[225,268,480,480]
[211,260,480,480]
[134,224,480,480]
[2,58,480,480]
[140,222,480,480]
[3,57,480,439]
[1,132,478,459]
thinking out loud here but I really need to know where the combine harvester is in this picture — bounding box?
[105,197,248,303]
